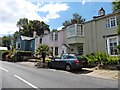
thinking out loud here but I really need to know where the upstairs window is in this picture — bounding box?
[51,32,58,41]
[18,42,21,49]
[77,24,84,36]
[55,32,58,41]
[106,16,118,28]
[51,33,54,41]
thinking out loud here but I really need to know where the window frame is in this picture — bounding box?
[106,36,119,55]
[106,16,118,28]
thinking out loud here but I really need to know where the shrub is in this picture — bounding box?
[13,51,33,62]
[2,50,9,61]
[107,56,119,64]
[85,54,97,65]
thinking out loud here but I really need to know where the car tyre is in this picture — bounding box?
[65,64,71,71]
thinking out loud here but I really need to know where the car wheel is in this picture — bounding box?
[48,63,52,68]
[65,64,71,71]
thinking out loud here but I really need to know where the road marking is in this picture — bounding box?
[14,75,38,89]
[0,67,9,72]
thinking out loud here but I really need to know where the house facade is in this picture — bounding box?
[16,33,35,52]
[84,8,120,55]
[63,24,85,55]
[62,8,120,55]
[16,8,120,56]
[35,30,64,56]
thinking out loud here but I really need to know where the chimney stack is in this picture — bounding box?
[33,31,37,38]
[98,7,105,16]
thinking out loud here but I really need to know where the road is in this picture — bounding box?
[0,61,119,90]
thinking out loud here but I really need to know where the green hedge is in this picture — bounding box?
[2,50,9,61]
[85,52,119,65]
[107,56,119,64]
[13,51,33,62]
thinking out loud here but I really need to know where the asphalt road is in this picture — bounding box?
[0,61,119,90]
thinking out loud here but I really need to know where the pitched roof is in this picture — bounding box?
[21,36,33,40]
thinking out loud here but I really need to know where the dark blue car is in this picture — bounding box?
[48,54,87,71]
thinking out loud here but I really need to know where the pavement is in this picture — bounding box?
[16,61,120,80]
[0,61,118,88]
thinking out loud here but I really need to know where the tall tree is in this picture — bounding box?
[62,13,85,28]
[16,18,50,37]
[112,0,120,11]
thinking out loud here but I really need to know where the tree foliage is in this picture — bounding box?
[62,13,85,28]
[16,18,50,37]
[112,0,120,11]
[36,44,50,55]
[2,35,12,48]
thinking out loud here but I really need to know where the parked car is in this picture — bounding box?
[47,54,87,71]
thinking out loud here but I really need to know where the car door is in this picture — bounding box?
[51,59,60,68]
[57,55,67,68]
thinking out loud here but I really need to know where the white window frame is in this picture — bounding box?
[67,24,84,38]
[55,32,58,41]
[106,16,118,28]
[107,36,118,55]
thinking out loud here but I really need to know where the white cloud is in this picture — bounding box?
[0,0,69,36]
[57,26,64,30]
[82,0,86,5]
[38,3,69,22]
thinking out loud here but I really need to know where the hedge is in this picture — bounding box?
[13,51,33,62]
[1,50,9,61]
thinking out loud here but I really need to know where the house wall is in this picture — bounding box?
[63,24,85,55]
[41,30,64,56]
[84,12,120,55]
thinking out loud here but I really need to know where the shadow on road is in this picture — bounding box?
[71,69,93,74]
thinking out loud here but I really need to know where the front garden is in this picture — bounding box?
[84,52,119,70]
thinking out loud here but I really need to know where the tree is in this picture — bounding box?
[36,44,50,64]
[112,0,120,11]
[62,13,85,28]
[2,36,12,48]
[16,18,50,37]
[16,18,28,30]
[13,31,19,47]
[62,20,71,28]
[51,29,57,32]
[71,13,85,24]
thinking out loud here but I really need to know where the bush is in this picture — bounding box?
[107,56,119,65]
[85,54,97,65]
[13,51,33,62]
[2,50,9,61]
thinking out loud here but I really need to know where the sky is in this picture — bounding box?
[0,0,114,37]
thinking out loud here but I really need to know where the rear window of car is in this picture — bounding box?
[67,55,77,59]
[76,56,84,60]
